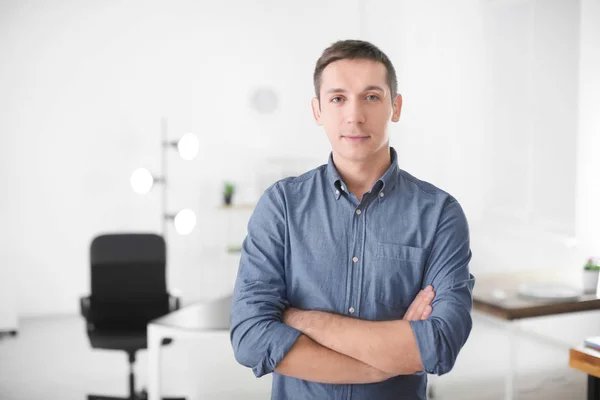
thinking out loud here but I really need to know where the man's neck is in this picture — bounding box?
[333,148,392,201]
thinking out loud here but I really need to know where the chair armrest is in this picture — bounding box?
[168,294,181,311]
[168,287,182,311]
[80,296,91,320]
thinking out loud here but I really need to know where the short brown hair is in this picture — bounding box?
[313,39,398,103]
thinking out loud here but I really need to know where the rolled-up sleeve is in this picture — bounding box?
[229,183,302,378]
[410,197,476,376]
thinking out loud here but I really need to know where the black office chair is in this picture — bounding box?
[80,233,185,400]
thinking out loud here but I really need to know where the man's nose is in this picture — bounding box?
[345,100,366,125]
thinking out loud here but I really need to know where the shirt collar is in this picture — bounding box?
[326,153,344,200]
[326,147,400,200]
[377,147,400,199]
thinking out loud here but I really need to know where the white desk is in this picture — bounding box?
[147,295,232,400]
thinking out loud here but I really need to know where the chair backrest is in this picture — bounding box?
[91,233,167,299]
[88,233,169,330]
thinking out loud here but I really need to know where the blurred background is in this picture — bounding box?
[1,0,599,399]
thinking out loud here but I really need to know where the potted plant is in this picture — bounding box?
[583,257,600,294]
[223,181,235,206]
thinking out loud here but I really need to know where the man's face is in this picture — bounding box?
[312,58,402,164]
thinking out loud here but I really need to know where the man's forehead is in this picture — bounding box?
[321,59,388,92]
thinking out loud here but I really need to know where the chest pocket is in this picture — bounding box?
[365,242,427,316]
[377,243,424,262]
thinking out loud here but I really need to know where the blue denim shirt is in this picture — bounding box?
[230,147,475,400]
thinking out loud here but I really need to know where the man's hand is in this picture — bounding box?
[403,285,435,321]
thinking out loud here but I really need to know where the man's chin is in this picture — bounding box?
[332,143,390,164]
[333,148,374,163]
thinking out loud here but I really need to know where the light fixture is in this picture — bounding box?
[130,168,154,195]
[130,118,198,235]
[172,209,196,235]
[176,133,199,161]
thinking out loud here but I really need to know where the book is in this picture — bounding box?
[584,336,600,351]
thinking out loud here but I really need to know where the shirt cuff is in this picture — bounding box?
[252,323,303,378]
[409,319,439,375]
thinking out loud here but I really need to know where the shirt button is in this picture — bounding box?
[379,192,384,197]
[349,307,355,314]
[341,185,345,191]
[352,256,359,263]
[355,209,362,215]
[335,190,340,195]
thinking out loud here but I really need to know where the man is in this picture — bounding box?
[230,39,475,400]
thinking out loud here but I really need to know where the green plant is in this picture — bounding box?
[224,182,235,196]
[226,244,242,254]
[584,258,600,271]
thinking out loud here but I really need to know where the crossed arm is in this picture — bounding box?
[274,288,435,383]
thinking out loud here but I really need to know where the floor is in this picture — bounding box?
[0,311,592,400]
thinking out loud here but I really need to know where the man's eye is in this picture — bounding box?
[331,97,344,103]
[366,95,380,101]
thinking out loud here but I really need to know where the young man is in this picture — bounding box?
[230,40,475,400]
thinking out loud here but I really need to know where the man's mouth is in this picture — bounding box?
[342,135,370,141]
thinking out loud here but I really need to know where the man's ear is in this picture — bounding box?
[391,94,402,122]
[311,97,323,126]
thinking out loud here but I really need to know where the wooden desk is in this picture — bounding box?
[473,271,600,321]
[570,346,600,400]
[472,269,600,400]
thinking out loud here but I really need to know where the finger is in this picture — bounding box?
[403,304,415,321]
[404,289,427,320]
[403,291,419,319]
[421,305,432,320]
[413,288,434,318]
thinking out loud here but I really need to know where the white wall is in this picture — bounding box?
[1,0,596,317]
[576,0,600,261]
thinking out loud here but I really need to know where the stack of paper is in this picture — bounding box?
[584,336,600,351]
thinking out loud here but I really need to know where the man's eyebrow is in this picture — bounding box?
[325,88,348,94]
[363,85,385,93]
[324,86,386,94]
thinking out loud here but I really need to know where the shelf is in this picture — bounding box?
[218,203,255,210]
